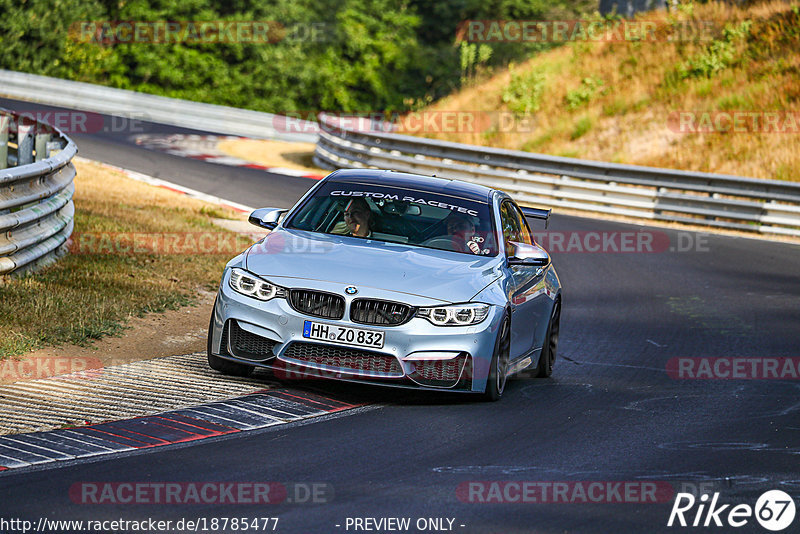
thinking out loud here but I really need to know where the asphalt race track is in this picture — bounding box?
[0,97,313,208]
[1,97,799,533]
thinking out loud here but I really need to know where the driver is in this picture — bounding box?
[342,198,374,238]
[445,213,481,254]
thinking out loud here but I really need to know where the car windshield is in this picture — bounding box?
[286,181,499,256]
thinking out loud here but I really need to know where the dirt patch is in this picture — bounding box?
[217,138,324,173]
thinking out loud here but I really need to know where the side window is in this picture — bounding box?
[499,202,511,247]
[500,202,520,255]
[512,204,533,246]
[500,201,534,256]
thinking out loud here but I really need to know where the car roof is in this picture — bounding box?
[325,169,494,203]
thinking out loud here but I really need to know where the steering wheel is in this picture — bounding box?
[421,236,458,251]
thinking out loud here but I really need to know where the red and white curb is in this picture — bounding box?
[133,134,325,180]
[0,390,363,470]
[0,352,364,471]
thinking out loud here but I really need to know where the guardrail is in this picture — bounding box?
[314,113,800,237]
[0,69,317,144]
[1,107,77,275]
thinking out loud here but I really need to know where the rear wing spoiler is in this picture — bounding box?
[520,207,551,229]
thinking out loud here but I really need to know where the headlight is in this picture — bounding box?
[416,303,491,326]
[229,268,286,301]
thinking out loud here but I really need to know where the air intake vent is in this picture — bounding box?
[281,342,403,378]
[408,353,469,388]
[228,320,276,361]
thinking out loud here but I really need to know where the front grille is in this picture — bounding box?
[409,353,469,388]
[350,299,414,326]
[288,289,345,320]
[228,320,276,361]
[281,342,403,377]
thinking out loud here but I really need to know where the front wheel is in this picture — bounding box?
[536,300,560,378]
[482,314,511,402]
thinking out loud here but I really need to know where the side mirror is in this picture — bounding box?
[507,242,550,267]
[249,208,288,230]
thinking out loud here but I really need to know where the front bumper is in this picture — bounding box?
[210,273,504,393]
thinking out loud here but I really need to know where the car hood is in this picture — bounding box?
[244,228,503,304]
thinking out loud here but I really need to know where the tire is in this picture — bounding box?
[536,300,560,378]
[207,304,254,377]
[482,313,511,402]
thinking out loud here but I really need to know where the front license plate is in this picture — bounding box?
[303,321,384,349]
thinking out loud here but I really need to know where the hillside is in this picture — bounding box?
[409,1,799,181]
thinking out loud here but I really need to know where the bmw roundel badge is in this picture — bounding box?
[345,286,358,295]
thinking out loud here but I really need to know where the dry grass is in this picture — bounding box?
[414,1,800,180]
[216,139,325,174]
[0,159,252,359]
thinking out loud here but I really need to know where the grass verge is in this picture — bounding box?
[0,159,252,360]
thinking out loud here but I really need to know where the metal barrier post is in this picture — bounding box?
[0,113,8,169]
[17,116,34,166]
[35,133,52,162]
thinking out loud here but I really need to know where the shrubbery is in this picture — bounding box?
[0,0,594,113]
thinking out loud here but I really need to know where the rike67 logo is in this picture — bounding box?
[668,490,796,531]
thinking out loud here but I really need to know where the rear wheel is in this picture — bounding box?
[536,300,560,378]
[207,304,254,377]
[482,314,511,402]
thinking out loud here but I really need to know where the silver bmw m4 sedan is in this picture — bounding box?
[207,169,561,400]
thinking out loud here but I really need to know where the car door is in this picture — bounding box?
[500,200,550,362]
